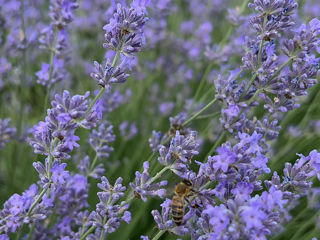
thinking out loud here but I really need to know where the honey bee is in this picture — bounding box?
[284,93,292,99]
[171,179,195,226]
[121,28,131,36]
[263,35,271,41]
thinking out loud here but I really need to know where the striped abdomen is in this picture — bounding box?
[171,196,184,226]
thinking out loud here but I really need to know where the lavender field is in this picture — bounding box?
[0,0,320,239]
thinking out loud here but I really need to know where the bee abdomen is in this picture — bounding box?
[171,196,184,226]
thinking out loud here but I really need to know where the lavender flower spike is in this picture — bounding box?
[88,177,131,238]
[103,3,148,56]
[158,131,199,177]
[130,161,167,201]
[0,118,16,148]
[88,121,115,158]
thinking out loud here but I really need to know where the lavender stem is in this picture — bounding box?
[183,98,218,127]
[151,230,166,240]
[43,27,58,113]
[84,49,121,117]
[80,225,96,240]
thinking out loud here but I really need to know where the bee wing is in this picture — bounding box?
[164,184,175,199]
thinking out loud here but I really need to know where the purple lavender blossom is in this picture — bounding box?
[0,118,16,148]
[158,131,199,177]
[248,0,297,37]
[51,162,69,186]
[119,121,138,140]
[0,57,12,89]
[151,198,174,230]
[88,177,131,238]
[49,0,79,29]
[77,155,105,179]
[36,0,78,87]
[0,184,47,235]
[90,58,130,89]
[36,58,66,87]
[199,131,269,200]
[103,3,148,56]
[169,112,188,137]
[148,130,162,152]
[129,161,167,201]
[30,174,89,239]
[265,150,320,200]
[195,186,287,239]
[88,121,115,158]
[29,90,92,160]
[90,2,149,90]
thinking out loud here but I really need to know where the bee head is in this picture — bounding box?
[182,179,192,187]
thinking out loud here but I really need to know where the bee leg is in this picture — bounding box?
[190,188,196,193]
[185,196,197,208]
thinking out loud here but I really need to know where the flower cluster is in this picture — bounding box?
[148,130,163,152]
[29,90,91,160]
[103,3,148,57]
[87,177,131,239]
[88,121,115,158]
[0,118,16,148]
[36,0,79,87]
[91,2,148,89]
[1,0,320,240]
[130,161,167,201]
[0,184,46,235]
[199,131,269,198]
[198,186,287,239]
[158,130,199,177]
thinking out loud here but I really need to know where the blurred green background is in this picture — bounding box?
[1,0,320,239]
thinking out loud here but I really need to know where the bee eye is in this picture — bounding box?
[183,179,192,186]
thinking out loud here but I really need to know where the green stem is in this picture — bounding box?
[15,186,48,238]
[84,50,121,117]
[269,57,294,82]
[257,15,268,65]
[196,112,220,120]
[88,153,99,174]
[99,215,107,240]
[112,50,121,67]
[85,87,105,116]
[193,62,215,102]
[151,230,166,240]
[247,88,262,106]
[205,131,227,158]
[243,72,257,95]
[290,213,318,240]
[27,188,47,215]
[149,166,170,185]
[192,0,249,110]
[182,98,217,127]
[16,228,23,240]
[80,225,96,240]
[88,140,105,174]
[300,88,320,129]
[47,138,58,180]
[43,27,58,113]
[218,0,250,48]
[19,2,27,134]
[27,223,35,240]
[124,166,169,203]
